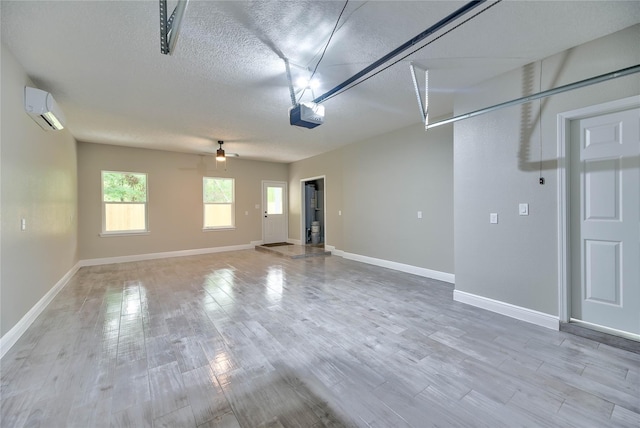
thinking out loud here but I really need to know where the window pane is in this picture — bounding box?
[203,178,234,229]
[204,204,233,228]
[102,171,148,233]
[105,203,146,232]
[204,178,233,203]
[103,172,147,202]
[267,187,283,214]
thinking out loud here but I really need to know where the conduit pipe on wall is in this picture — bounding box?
[312,0,486,104]
[425,64,640,130]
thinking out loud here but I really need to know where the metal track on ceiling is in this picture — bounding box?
[425,64,640,130]
[160,0,189,55]
[312,0,487,105]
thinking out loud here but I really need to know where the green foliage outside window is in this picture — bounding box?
[204,178,233,203]
[102,172,147,202]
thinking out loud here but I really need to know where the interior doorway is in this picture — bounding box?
[558,96,639,341]
[300,176,326,246]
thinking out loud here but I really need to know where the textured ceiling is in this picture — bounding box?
[2,1,639,162]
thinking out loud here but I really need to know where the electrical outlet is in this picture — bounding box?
[417,211,422,219]
[519,203,529,216]
[490,213,498,224]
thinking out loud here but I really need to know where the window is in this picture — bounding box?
[102,171,148,234]
[203,177,234,229]
[267,186,283,214]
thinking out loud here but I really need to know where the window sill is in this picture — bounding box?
[100,231,150,237]
[203,227,236,232]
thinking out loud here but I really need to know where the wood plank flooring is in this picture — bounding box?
[1,250,638,427]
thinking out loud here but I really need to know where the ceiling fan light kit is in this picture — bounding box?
[216,140,226,161]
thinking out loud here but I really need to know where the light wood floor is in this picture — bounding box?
[1,250,638,427]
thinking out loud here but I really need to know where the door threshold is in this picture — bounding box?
[560,321,640,354]
[256,244,331,259]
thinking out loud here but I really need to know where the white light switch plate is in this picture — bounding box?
[417,211,422,219]
[490,213,498,224]
[519,203,529,216]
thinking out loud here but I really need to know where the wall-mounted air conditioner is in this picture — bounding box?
[24,86,66,131]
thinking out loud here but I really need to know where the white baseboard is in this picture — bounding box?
[454,290,559,330]
[0,262,81,359]
[250,240,264,247]
[79,243,255,267]
[340,251,455,284]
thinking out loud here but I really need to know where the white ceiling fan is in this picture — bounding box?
[212,140,240,162]
[180,140,240,174]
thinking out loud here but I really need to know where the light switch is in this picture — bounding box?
[21,218,26,231]
[490,213,498,224]
[338,210,342,216]
[245,211,249,216]
[519,203,529,216]
[417,211,422,219]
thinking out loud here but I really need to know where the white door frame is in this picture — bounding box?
[300,175,326,246]
[262,180,288,244]
[557,96,640,333]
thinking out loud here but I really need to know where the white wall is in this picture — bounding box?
[453,25,640,315]
[1,43,78,337]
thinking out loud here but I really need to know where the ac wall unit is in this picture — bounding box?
[24,86,66,130]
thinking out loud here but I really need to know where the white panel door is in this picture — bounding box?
[571,108,640,335]
[262,181,288,244]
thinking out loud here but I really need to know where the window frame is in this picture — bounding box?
[203,176,235,231]
[101,170,149,236]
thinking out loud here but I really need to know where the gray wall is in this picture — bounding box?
[289,121,454,275]
[453,25,640,315]
[1,43,78,336]
[77,142,288,260]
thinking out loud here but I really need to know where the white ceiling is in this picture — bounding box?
[2,1,638,162]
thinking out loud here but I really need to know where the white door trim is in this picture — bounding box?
[300,175,326,245]
[557,96,640,324]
